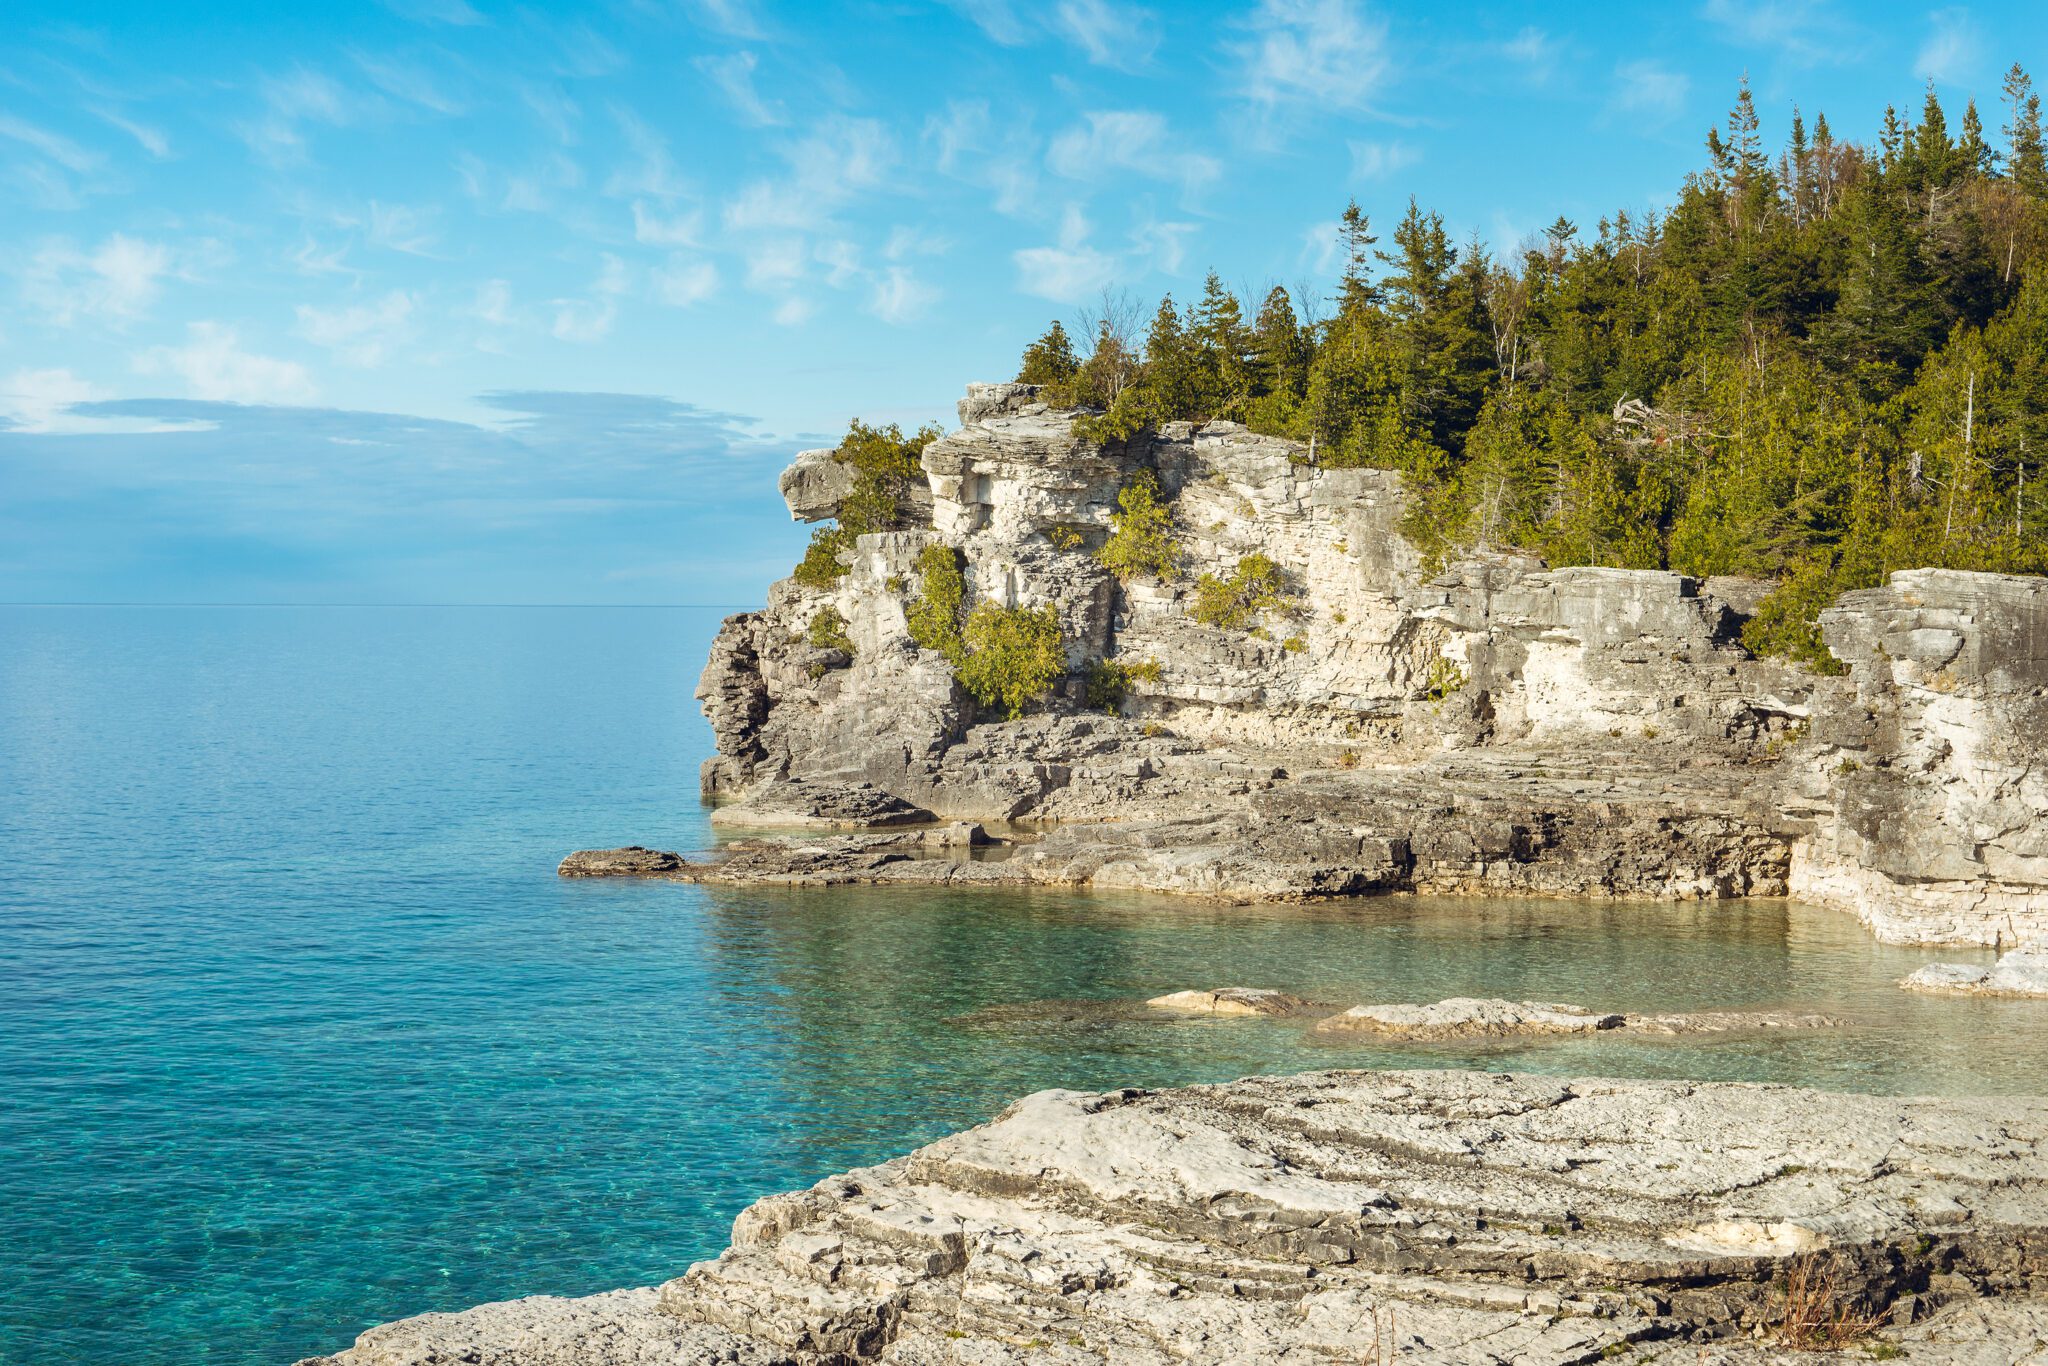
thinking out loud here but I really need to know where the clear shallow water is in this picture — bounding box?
[2,606,2042,1366]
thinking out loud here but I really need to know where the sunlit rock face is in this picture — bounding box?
[695,382,2048,945]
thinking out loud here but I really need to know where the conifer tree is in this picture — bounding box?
[1015,320,1079,390]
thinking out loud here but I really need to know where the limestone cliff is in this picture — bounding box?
[697,382,2048,946]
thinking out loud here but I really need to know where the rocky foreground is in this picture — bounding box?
[299,1069,2048,1365]
[685,383,2048,947]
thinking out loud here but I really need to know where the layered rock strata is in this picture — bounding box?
[299,1069,2048,1365]
[687,383,2048,946]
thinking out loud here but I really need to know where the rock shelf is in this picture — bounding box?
[298,1068,2048,1365]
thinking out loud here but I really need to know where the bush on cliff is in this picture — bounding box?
[792,420,944,587]
[1095,472,1180,581]
[907,544,1066,716]
[1190,554,1290,629]
[955,604,1065,719]
[1012,70,2048,666]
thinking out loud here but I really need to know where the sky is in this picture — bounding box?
[4,0,2046,604]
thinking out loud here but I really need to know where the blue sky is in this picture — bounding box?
[4,0,2045,603]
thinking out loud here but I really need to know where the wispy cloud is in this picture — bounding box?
[1053,0,1159,70]
[1348,138,1418,182]
[1046,110,1219,196]
[1611,59,1690,125]
[695,50,785,127]
[1701,0,1866,67]
[1013,204,1120,302]
[925,99,1039,216]
[294,291,416,366]
[723,115,893,230]
[134,322,316,404]
[550,255,630,343]
[22,233,172,326]
[1915,7,1983,84]
[1230,0,1391,114]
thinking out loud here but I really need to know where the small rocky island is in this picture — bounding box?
[309,390,2048,1362]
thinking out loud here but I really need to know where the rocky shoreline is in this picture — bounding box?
[299,1068,2048,1364]
[674,383,2047,948]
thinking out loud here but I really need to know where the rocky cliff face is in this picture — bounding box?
[697,383,2048,946]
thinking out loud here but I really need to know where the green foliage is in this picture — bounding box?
[804,604,854,654]
[789,420,944,586]
[1191,553,1290,629]
[1083,656,1163,713]
[955,603,1065,718]
[1095,471,1181,581]
[1422,654,1469,702]
[1016,320,1080,388]
[905,543,966,657]
[1045,525,1085,551]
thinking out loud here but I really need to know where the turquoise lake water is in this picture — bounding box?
[4,605,2045,1366]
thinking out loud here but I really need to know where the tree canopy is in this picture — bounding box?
[1013,72,2048,667]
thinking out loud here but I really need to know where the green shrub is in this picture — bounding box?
[1095,472,1180,582]
[1046,525,1085,551]
[787,419,942,587]
[1190,552,1288,628]
[1281,635,1306,654]
[805,604,853,654]
[905,543,966,657]
[1083,656,1163,713]
[955,603,1065,718]
[793,525,855,589]
[1422,653,1468,702]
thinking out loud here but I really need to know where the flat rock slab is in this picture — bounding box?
[555,846,686,877]
[709,780,936,830]
[1903,945,2048,998]
[1317,997,1626,1038]
[299,1069,2048,1365]
[1145,987,1316,1016]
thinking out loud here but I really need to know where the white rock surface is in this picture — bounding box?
[1901,944,2048,997]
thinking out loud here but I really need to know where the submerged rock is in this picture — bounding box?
[555,846,685,877]
[1145,987,1314,1016]
[298,1069,2048,1365]
[1901,945,2048,998]
[1316,997,1625,1038]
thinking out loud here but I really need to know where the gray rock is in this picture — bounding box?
[300,1069,2048,1365]
[1316,997,1626,1038]
[1901,944,2048,998]
[711,779,935,829]
[1145,987,1314,1016]
[555,846,686,877]
[778,447,856,522]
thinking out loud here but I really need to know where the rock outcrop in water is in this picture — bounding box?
[686,383,2048,947]
[299,1069,2048,1364]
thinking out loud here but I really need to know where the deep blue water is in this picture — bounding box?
[3,606,2042,1366]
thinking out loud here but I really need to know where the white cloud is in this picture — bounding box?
[1046,110,1219,193]
[868,267,937,324]
[924,100,1039,217]
[744,238,808,290]
[1054,0,1159,70]
[695,50,785,127]
[943,0,1031,45]
[1348,138,1417,181]
[654,256,719,307]
[135,323,316,404]
[0,367,100,432]
[356,53,464,115]
[551,256,629,343]
[1014,205,1119,302]
[885,225,951,260]
[23,233,173,326]
[471,279,517,327]
[772,296,816,326]
[1915,7,1982,84]
[1232,0,1391,113]
[632,201,702,246]
[238,67,359,163]
[1500,26,1560,82]
[92,107,172,158]
[1702,0,1864,66]
[294,290,415,367]
[1611,59,1690,124]
[0,113,101,172]
[605,107,692,200]
[681,0,767,39]
[724,116,893,230]
[366,201,439,255]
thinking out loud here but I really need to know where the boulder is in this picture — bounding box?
[556,846,685,877]
[776,447,855,522]
[1901,944,2048,998]
[1145,987,1314,1016]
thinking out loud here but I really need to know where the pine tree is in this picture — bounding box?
[1192,272,1252,419]
[2003,64,2048,196]
[1015,320,1079,390]
[1336,200,1380,318]
[1959,99,1992,177]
